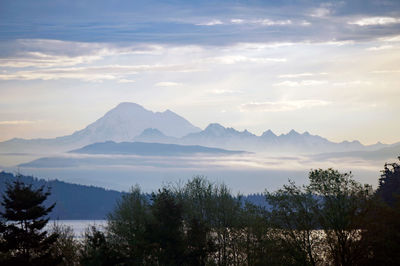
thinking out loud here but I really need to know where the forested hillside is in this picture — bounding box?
[0,172,123,219]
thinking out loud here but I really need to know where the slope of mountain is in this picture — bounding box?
[0,171,123,219]
[133,128,178,143]
[0,103,201,153]
[71,102,200,142]
[69,141,245,156]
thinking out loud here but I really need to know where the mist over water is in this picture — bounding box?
[3,152,382,194]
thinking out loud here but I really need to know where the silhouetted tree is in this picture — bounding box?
[266,180,322,266]
[376,156,400,206]
[147,188,186,265]
[80,226,120,266]
[178,177,216,265]
[0,178,59,265]
[107,185,149,265]
[358,157,400,266]
[308,169,372,266]
[49,223,80,266]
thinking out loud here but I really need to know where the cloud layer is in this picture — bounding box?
[0,0,400,144]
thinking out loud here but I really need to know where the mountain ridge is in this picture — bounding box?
[69,141,246,156]
[0,103,201,153]
[0,103,394,155]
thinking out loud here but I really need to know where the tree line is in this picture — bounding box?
[0,157,399,265]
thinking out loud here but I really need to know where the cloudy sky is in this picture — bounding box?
[0,0,399,144]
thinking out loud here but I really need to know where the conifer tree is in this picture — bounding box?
[377,156,400,206]
[0,177,59,265]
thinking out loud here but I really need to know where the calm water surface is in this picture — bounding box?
[47,220,107,238]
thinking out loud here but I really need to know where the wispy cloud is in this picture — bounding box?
[232,40,354,51]
[196,19,223,26]
[241,100,330,112]
[349,17,400,26]
[366,45,395,51]
[273,80,327,87]
[278,72,328,78]
[230,19,244,24]
[371,69,400,74]
[309,7,331,18]
[207,55,286,64]
[332,81,372,87]
[155,82,182,87]
[208,89,242,95]
[117,79,135,83]
[0,64,198,81]
[379,35,400,42]
[230,18,292,26]
[0,120,36,125]
[253,19,292,26]
[0,39,165,68]
[0,52,104,68]
[301,20,311,26]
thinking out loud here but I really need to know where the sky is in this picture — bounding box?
[0,0,400,145]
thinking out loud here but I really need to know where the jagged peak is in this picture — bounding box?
[241,129,256,137]
[261,129,276,138]
[163,109,174,114]
[205,123,225,131]
[287,129,300,136]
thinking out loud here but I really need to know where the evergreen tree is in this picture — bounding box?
[377,156,400,206]
[0,178,59,265]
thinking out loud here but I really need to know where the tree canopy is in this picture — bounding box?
[0,177,59,265]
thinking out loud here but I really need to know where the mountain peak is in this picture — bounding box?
[287,129,300,136]
[72,102,200,142]
[205,123,225,131]
[114,102,146,111]
[163,109,174,114]
[261,129,277,138]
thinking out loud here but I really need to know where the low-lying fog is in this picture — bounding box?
[0,152,387,194]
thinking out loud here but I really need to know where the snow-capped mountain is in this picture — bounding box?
[69,102,200,142]
[0,103,393,155]
[0,102,200,153]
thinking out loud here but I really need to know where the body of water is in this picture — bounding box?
[47,220,107,238]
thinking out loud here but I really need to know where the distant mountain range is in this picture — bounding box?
[69,141,245,156]
[134,123,392,154]
[0,102,397,156]
[0,102,200,153]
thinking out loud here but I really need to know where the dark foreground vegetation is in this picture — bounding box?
[1,157,400,265]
